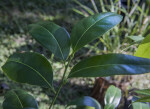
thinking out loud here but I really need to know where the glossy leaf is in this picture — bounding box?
[135,89,150,96]
[76,106,95,109]
[69,54,150,78]
[29,21,70,60]
[71,12,123,52]
[104,104,115,109]
[132,102,150,109]
[135,34,150,59]
[2,52,54,91]
[68,96,101,109]
[127,36,144,42]
[3,89,38,109]
[104,85,121,109]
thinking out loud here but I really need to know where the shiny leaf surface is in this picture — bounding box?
[104,85,121,109]
[3,89,38,109]
[135,34,150,59]
[2,52,54,91]
[71,12,122,52]
[29,21,70,60]
[69,54,150,78]
[68,96,101,109]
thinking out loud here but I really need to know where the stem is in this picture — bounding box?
[49,53,74,109]
[49,81,64,109]
[99,0,106,12]
[120,41,139,53]
[90,0,99,13]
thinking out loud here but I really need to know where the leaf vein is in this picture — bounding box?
[73,13,115,50]
[8,60,53,89]
[37,24,64,60]
[70,64,148,76]
[13,91,24,108]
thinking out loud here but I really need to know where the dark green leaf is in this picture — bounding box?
[135,89,150,96]
[23,108,36,109]
[3,89,38,109]
[71,12,122,52]
[104,85,121,109]
[68,96,101,109]
[2,52,54,92]
[68,54,150,78]
[29,21,70,60]
[134,96,150,103]
[76,106,95,109]
[135,34,150,59]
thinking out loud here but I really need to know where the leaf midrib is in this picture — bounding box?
[13,91,24,108]
[73,13,115,51]
[8,60,53,89]
[37,24,65,60]
[70,64,149,76]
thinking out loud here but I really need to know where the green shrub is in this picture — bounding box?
[1,12,150,109]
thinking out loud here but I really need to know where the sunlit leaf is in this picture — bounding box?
[104,85,121,109]
[135,34,150,59]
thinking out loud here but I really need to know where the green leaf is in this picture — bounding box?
[3,89,38,109]
[143,26,150,37]
[132,102,149,109]
[2,52,55,92]
[135,34,150,59]
[71,12,122,52]
[68,96,101,109]
[29,21,70,60]
[23,107,35,109]
[127,36,144,42]
[68,54,150,78]
[76,106,95,109]
[135,89,150,96]
[134,96,150,103]
[104,104,115,109]
[73,0,94,15]
[104,85,121,109]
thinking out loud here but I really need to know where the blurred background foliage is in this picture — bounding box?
[0,0,149,109]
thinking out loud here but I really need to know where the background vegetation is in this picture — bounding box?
[0,0,149,108]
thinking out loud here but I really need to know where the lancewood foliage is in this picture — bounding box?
[2,12,150,109]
